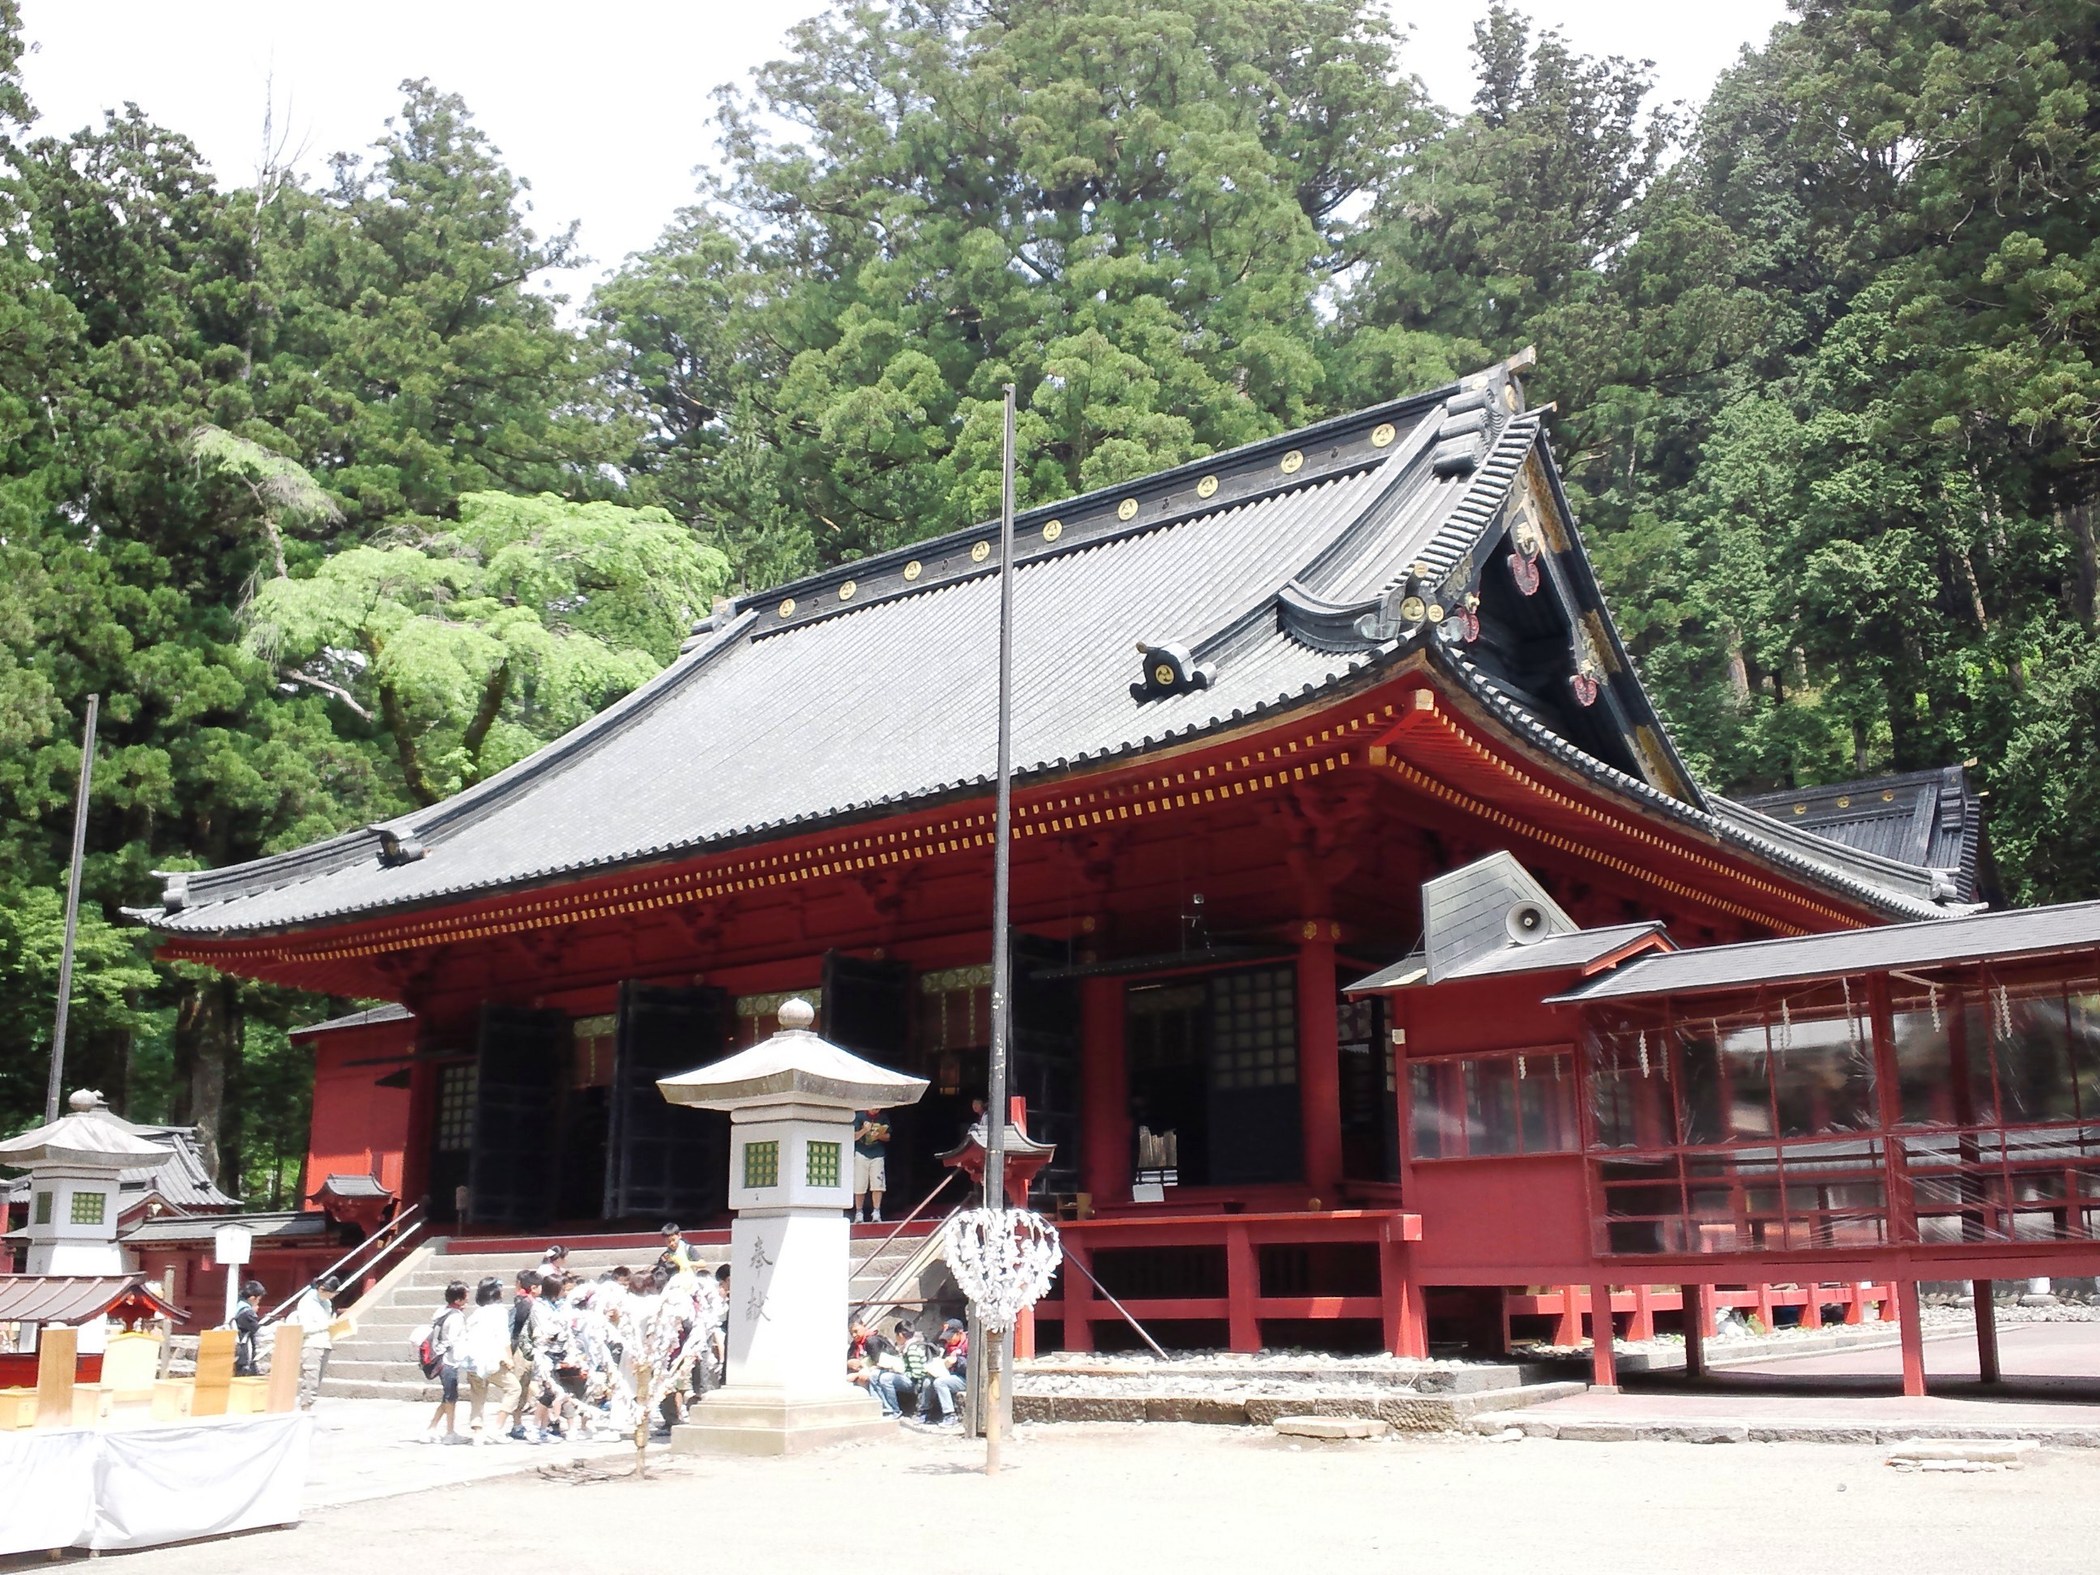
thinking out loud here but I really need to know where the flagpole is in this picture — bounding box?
[45,694,99,1123]
[983,383,1018,1475]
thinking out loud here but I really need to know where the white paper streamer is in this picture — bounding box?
[941,1208,1063,1334]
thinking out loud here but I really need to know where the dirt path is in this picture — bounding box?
[105,1421,2100,1575]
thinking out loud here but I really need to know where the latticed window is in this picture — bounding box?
[572,1015,617,1089]
[436,1064,477,1153]
[33,1191,51,1225]
[917,964,993,1054]
[743,1139,780,1189]
[806,1139,842,1188]
[70,1190,105,1225]
[1210,966,1297,1089]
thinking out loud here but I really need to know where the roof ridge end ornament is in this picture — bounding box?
[1131,640,1216,701]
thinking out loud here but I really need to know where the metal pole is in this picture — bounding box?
[45,694,98,1124]
[984,383,1018,1476]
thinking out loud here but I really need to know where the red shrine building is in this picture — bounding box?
[139,353,2090,1383]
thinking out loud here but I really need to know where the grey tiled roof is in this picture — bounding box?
[1737,766,1989,904]
[311,1173,390,1199]
[129,360,1958,940]
[2,1123,240,1211]
[1433,650,1961,922]
[1347,923,1667,994]
[1420,851,1576,982]
[291,1002,413,1038]
[1556,898,2100,1004]
[120,1209,328,1245]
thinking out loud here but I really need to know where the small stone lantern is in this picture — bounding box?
[658,998,926,1455]
[0,1090,166,1276]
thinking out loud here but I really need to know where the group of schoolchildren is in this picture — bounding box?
[847,1313,969,1426]
[414,1223,728,1446]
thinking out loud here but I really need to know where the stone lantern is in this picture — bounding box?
[0,1090,166,1277]
[658,998,926,1454]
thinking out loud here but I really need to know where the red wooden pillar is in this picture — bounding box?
[1973,1279,2000,1383]
[1553,1284,1584,1347]
[1058,1238,1096,1354]
[400,1052,441,1209]
[1588,1280,1618,1391]
[1296,922,1343,1203]
[1896,1279,1927,1398]
[1628,1284,1656,1343]
[1378,1230,1426,1358]
[1681,1284,1708,1379]
[1226,1223,1260,1353]
[1078,976,1130,1209]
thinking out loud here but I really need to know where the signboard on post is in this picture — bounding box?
[214,1224,252,1326]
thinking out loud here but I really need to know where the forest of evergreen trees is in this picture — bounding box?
[0,0,2093,1196]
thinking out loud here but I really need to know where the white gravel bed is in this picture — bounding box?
[1016,1370,1439,1398]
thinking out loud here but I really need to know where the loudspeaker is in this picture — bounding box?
[1505,902,1550,944]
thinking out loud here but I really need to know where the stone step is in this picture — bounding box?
[1014,1361,1550,1396]
[1012,1380,1590,1431]
[334,1227,954,1395]
[324,1377,438,1402]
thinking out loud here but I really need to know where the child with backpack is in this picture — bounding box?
[416,1280,470,1444]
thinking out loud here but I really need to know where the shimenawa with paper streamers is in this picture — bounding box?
[939,1208,1062,1333]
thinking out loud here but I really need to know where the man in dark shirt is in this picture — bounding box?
[852,1108,891,1223]
[231,1280,266,1376]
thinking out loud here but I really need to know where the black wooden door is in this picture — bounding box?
[1011,933,1081,1201]
[466,1005,566,1227]
[603,982,731,1224]
[821,952,915,1193]
[1205,965,1304,1186]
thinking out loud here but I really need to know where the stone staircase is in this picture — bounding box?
[323,1223,958,1402]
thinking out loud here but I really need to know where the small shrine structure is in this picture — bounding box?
[937,1098,1056,1204]
[659,997,926,1453]
[1,1092,171,1279]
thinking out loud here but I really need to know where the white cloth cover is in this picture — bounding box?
[0,1429,100,1556]
[0,1412,310,1554]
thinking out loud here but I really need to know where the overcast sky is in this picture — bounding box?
[18,1,1791,295]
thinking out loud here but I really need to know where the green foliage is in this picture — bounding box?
[0,887,158,1120]
[601,0,1433,571]
[248,491,730,804]
[256,81,637,524]
[5,0,2100,1183]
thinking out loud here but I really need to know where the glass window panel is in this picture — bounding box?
[1409,1062,1451,1159]
[1768,1011,1877,1138]
[1989,992,2077,1123]
[1891,1005,1959,1126]
[1676,1024,1778,1146]
[1465,1056,1520,1157]
[1588,1030,1679,1150]
[2071,995,2100,1118]
[1518,1053,1578,1152]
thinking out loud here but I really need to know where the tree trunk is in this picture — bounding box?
[74,1026,133,1116]
[460,661,512,786]
[2059,498,2097,633]
[379,680,442,807]
[173,975,243,1194]
[1724,629,1751,708]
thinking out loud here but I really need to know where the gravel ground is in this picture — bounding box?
[1015,1348,1490,1398]
[97,1422,2100,1575]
